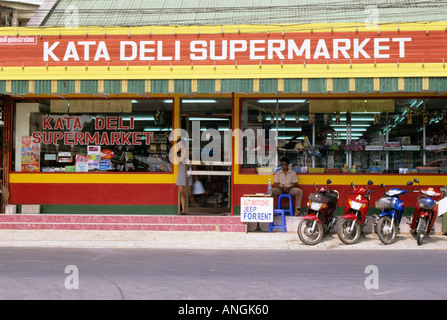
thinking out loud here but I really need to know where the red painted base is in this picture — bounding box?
[0,214,247,232]
[9,183,178,205]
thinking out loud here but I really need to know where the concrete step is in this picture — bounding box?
[0,214,247,232]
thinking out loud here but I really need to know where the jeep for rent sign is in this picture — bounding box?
[240,196,274,223]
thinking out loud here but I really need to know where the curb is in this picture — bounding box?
[0,229,446,250]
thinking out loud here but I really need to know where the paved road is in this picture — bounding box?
[0,247,446,302]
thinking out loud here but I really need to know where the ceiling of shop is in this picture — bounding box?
[30,0,447,27]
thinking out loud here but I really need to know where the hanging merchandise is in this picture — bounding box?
[397,101,447,126]
[346,112,351,125]
[257,111,263,123]
[154,110,166,126]
[303,136,310,147]
[295,111,300,124]
[309,113,315,124]
[374,113,381,125]
[281,112,286,123]
[244,101,306,114]
[335,112,340,125]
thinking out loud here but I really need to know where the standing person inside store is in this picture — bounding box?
[173,138,198,215]
[272,157,304,216]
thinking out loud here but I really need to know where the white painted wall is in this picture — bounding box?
[15,102,39,172]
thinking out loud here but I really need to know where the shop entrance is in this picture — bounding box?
[181,113,232,214]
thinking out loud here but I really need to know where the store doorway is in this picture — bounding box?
[181,113,232,214]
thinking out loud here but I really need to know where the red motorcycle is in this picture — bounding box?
[337,180,374,244]
[297,179,339,245]
[409,179,443,245]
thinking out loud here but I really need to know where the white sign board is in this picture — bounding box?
[240,197,274,223]
[438,197,447,217]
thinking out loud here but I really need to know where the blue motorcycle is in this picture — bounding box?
[374,181,413,245]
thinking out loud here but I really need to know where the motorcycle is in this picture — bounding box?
[337,180,374,245]
[297,179,339,245]
[374,181,413,245]
[409,179,443,245]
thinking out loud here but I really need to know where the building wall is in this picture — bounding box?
[1,23,446,214]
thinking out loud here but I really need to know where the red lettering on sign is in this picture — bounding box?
[85,132,99,145]
[73,132,84,145]
[73,117,82,130]
[54,118,64,130]
[43,116,52,130]
[100,132,110,145]
[132,132,142,145]
[63,116,73,129]
[53,132,63,144]
[118,117,129,130]
[32,131,41,143]
[95,117,105,130]
[64,132,74,145]
[106,117,117,130]
[121,132,131,145]
[110,132,120,145]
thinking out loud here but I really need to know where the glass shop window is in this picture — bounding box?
[13,99,173,173]
[240,99,447,174]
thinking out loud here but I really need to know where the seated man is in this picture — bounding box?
[272,157,304,216]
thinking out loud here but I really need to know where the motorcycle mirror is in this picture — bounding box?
[313,182,317,189]
[407,181,413,186]
[381,183,386,188]
[326,179,332,185]
[413,178,420,184]
[367,180,374,185]
[351,182,355,188]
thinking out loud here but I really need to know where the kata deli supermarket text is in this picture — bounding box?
[42,37,413,63]
[31,116,154,146]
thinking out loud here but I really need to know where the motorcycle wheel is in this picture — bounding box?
[416,218,427,246]
[297,219,324,245]
[337,219,361,245]
[376,216,396,245]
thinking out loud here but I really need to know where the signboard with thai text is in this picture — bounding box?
[0,24,446,79]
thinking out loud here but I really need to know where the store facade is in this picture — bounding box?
[0,23,446,215]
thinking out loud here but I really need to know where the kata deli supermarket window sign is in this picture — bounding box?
[31,115,154,146]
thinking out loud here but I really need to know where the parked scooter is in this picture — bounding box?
[297,179,339,245]
[374,181,413,245]
[409,179,443,245]
[337,180,374,245]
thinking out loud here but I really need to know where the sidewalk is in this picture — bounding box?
[1,229,446,250]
